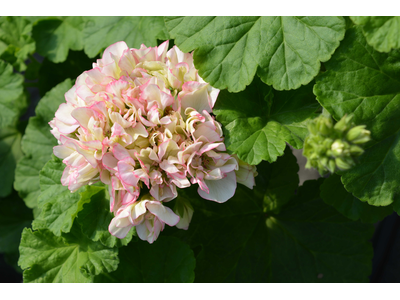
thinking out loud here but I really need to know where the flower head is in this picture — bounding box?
[50,40,257,243]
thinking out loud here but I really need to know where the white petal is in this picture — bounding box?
[109,217,133,239]
[136,223,149,242]
[198,171,237,203]
[146,202,180,226]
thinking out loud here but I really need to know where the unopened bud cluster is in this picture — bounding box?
[303,114,371,175]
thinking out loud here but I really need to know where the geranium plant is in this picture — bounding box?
[1,16,400,283]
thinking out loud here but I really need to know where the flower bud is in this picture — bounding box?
[303,114,371,175]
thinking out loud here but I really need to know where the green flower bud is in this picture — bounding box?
[303,114,371,175]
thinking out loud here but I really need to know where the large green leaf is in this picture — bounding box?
[267,179,373,283]
[14,79,73,209]
[351,17,400,53]
[0,60,24,129]
[171,168,372,282]
[76,185,135,248]
[314,27,400,207]
[320,174,393,223]
[213,77,319,165]
[0,16,35,71]
[83,17,169,58]
[94,236,195,283]
[0,127,23,197]
[33,156,100,236]
[165,16,345,92]
[18,225,119,283]
[32,17,85,63]
[0,191,33,253]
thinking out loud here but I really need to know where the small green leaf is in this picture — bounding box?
[351,16,400,52]
[19,225,119,283]
[94,236,195,283]
[165,16,345,92]
[0,127,23,197]
[214,77,319,164]
[320,174,393,223]
[77,186,135,248]
[314,27,400,207]
[14,79,73,209]
[83,17,169,58]
[0,190,33,253]
[0,59,24,129]
[0,16,35,71]
[32,17,85,63]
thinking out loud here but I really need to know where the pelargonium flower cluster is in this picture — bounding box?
[50,41,257,243]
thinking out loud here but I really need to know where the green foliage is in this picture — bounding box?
[0,16,35,71]
[0,191,33,253]
[170,156,373,283]
[32,17,85,63]
[76,186,135,248]
[18,224,119,283]
[94,236,195,283]
[33,156,101,236]
[314,27,400,207]
[321,174,393,223]
[37,50,98,96]
[351,17,400,52]
[83,16,168,58]
[0,15,398,283]
[0,60,25,129]
[14,79,72,210]
[0,127,23,197]
[214,77,319,164]
[165,16,345,92]
[254,147,299,214]
[267,179,373,283]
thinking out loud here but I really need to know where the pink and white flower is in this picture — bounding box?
[50,40,257,243]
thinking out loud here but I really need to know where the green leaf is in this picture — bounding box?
[213,77,319,164]
[0,127,23,197]
[0,191,33,253]
[254,147,299,213]
[14,79,73,209]
[267,179,373,282]
[172,178,373,282]
[76,185,135,248]
[94,236,195,283]
[351,16,400,53]
[33,156,100,236]
[32,17,85,63]
[320,174,393,223]
[83,17,169,58]
[165,16,345,92]
[19,225,119,283]
[37,50,98,96]
[314,27,400,207]
[0,16,35,71]
[0,59,24,128]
